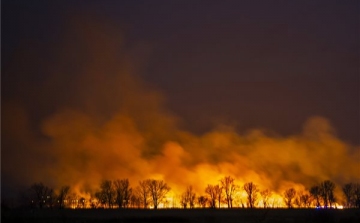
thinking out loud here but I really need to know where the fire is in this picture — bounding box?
[2,16,358,210]
[14,116,358,209]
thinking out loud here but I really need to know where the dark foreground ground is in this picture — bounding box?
[2,208,360,223]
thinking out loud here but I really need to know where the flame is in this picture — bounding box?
[2,13,359,209]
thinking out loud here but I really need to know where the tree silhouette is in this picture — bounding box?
[46,188,56,209]
[95,191,106,208]
[343,183,360,208]
[180,193,189,208]
[136,180,150,208]
[319,180,335,208]
[299,191,312,208]
[130,193,142,208]
[197,195,208,208]
[180,186,196,208]
[205,184,219,208]
[114,179,132,208]
[283,188,296,208]
[354,184,360,208]
[215,185,223,208]
[97,180,115,208]
[30,182,52,208]
[243,182,258,208]
[221,176,238,208]
[342,183,357,208]
[187,186,196,208]
[15,177,360,210]
[57,186,70,209]
[147,179,170,209]
[310,185,321,207]
[260,189,271,208]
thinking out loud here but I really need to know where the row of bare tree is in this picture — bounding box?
[19,183,70,209]
[202,179,360,209]
[94,179,170,209]
[18,177,360,209]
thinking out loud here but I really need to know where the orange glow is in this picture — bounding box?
[26,114,358,209]
[3,18,358,209]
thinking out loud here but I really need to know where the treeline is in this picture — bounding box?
[93,179,170,209]
[16,177,360,209]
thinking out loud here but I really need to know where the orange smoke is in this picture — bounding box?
[2,12,359,207]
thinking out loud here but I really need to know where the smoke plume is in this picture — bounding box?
[2,13,359,204]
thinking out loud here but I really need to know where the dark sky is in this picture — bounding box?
[3,0,359,143]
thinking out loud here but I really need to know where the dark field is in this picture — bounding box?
[2,208,360,223]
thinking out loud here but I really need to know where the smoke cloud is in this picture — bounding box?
[2,13,359,204]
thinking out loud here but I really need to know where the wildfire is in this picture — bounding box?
[2,16,359,210]
[17,116,359,209]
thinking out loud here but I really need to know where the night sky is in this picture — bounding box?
[2,1,359,199]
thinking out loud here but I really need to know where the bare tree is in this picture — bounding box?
[343,183,360,208]
[147,179,170,209]
[57,186,70,209]
[30,182,52,208]
[216,185,223,208]
[129,193,141,208]
[294,190,310,208]
[136,180,150,208]
[342,183,355,208]
[180,193,189,209]
[319,180,335,208]
[221,176,238,208]
[299,192,312,208]
[45,188,56,209]
[197,195,208,208]
[260,189,271,208]
[97,180,115,208]
[310,185,321,207]
[187,186,196,208]
[204,184,223,208]
[283,188,296,208]
[180,186,196,209]
[354,184,360,208]
[205,184,218,208]
[243,182,258,208]
[114,179,132,208]
[95,191,106,208]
